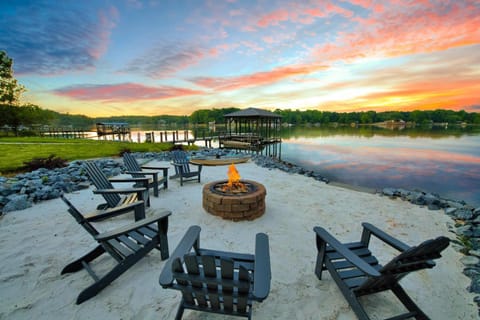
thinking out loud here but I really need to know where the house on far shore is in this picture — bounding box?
[375,119,407,130]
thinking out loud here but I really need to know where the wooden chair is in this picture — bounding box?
[159,226,271,319]
[171,150,202,186]
[314,222,450,320]
[123,152,168,197]
[60,195,171,304]
[84,161,150,220]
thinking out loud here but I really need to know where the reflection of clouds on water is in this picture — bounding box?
[281,135,480,206]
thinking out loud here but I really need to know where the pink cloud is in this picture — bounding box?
[255,2,353,28]
[54,83,203,102]
[191,64,328,91]
[257,9,290,27]
[313,1,480,62]
[88,6,119,60]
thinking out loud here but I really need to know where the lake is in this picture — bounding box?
[279,125,480,207]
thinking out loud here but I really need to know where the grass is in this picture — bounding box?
[0,137,195,175]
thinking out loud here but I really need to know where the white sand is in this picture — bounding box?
[0,160,477,319]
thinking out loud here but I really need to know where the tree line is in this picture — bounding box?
[1,50,479,136]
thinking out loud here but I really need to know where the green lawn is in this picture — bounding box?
[0,137,190,175]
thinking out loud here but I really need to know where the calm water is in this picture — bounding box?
[279,126,480,206]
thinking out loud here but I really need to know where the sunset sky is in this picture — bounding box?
[1,0,479,117]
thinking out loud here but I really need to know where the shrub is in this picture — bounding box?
[23,154,68,171]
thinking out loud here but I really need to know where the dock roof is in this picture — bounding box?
[224,108,282,118]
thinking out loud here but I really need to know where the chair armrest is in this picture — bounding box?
[159,225,201,287]
[93,187,146,195]
[361,223,410,252]
[188,162,202,169]
[141,167,169,178]
[109,177,150,184]
[253,233,271,301]
[95,210,171,241]
[125,171,158,179]
[314,226,381,277]
[84,200,145,222]
[141,165,169,171]
[124,170,147,175]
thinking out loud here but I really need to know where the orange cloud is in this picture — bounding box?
[54,83,204,102]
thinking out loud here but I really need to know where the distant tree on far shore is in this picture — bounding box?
[274,108,480,125]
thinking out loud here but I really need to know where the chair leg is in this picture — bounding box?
[153,180,159,197]
[314,236,326,280]
[134,203,146,221]
[175,298,185,320]
[341,294,370,320]
[61,246,105,274]
[391,285,430,320]
[158,218,170,260]
[76,241,157,304]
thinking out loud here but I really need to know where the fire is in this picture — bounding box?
[222,163,247,192]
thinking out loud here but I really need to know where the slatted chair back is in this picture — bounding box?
[172,150,191,175]
[84,161,121,207]
[123,153,145,178]
[172,253,252,317]
[356,236,450,295]
[61,195,99,237]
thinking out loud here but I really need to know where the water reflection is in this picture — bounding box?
[280,126,480,206]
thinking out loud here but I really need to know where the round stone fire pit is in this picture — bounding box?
[203,179,266,221]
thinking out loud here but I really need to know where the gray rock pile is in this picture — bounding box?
[382,187,480,310]
[0,158,125,213]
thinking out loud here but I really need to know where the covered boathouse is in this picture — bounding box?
[219,107,282,158]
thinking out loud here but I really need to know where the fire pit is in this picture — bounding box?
[203,165,266,221]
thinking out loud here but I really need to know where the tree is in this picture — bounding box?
[0,51,25,105]
[0,51,47,135]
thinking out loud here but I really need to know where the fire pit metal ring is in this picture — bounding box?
[203,179,266,221]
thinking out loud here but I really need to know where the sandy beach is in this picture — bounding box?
[0,160,477,319]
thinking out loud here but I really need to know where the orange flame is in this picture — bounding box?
[222,163,247,192]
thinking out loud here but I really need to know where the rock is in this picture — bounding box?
[456,225,473,237]
[455,208,474,221]
[469,278,480,294]
[445,207,458,216]
[382,188,397,197]
[461,256,480,267]
[3,194,32,212]
[469,250,480,258]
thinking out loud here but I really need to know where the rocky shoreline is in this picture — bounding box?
[0,150,479,312]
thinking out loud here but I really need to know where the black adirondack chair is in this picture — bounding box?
[159,226,271,319]
[123,153,169,197]
[314,222,450,320]
[84,161,150,220]
[60,195,171,304]
[171,150,202,186]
